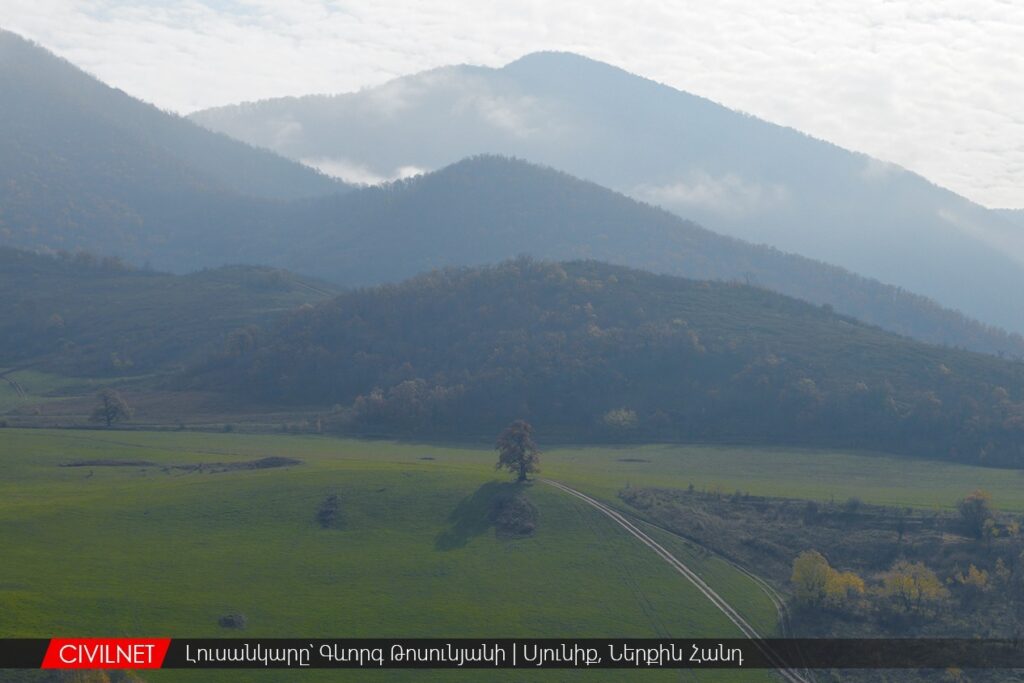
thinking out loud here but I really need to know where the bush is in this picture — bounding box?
[317,494,342,529]
[958,490,994,538]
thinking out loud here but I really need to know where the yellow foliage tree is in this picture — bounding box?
[825,570,866,608]
[791,550,831,605]
[880,560,949,612]
[954,564,990,592]
[792,550,864,610]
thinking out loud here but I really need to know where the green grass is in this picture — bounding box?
[7,428,1019,680]
[12,428,1019,679]
[13,427,1018,680]
[0,429,779,682]
[0,370,122,413]
[538,443,1024,512]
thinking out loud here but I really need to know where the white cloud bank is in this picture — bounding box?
[1,0,1022,208]
[302,158,427,185]
[635,173,790,216]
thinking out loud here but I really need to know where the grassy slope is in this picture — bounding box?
[0,370,102,413]
[0,429,774,683]
[538,443,1024,512]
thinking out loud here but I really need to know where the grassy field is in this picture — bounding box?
[5,429,1019,681]
[0,370,107,413]
[0,429,781,683]
[539,443,1024,512]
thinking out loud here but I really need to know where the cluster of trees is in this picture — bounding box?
[792,550,948,616]
[194,259,1024,467]
[790,489,1024,639]
[624,481,1024,645]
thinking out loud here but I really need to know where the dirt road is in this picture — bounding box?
[543,478,811,683]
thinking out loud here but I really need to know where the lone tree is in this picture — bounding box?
[495,420,540,482]
[90,389,132,428]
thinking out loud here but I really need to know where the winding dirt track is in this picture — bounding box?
[542,478,811,683]
[0,368,27,398]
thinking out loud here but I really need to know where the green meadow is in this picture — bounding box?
[1,429,778,682]
[0,370,101,413]
[3,428,1019,680]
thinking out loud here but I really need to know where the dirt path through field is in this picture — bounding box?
[543,478,812,683]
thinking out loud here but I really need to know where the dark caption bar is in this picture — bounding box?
[4,638,1024,669]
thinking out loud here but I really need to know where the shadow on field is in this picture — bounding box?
[435,481,528,550]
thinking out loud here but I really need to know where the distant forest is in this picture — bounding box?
[0,248,333,374]
[192,259,1024,467]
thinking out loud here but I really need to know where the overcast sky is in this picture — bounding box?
[2,1,1021,209]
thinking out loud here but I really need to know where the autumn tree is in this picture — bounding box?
[825,569,866,609]
[953,564,990,605]
[791,550,864,610]
[879,560,948,612]
[495,420,540,482]
[791,550,831,605]
[90,389,132,428]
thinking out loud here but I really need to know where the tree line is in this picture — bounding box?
[191,258,1024,467]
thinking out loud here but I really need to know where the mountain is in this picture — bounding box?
[2,31,1020,358]
[0,30,347,263]
[192,52,1024,334]
[192,259,1024,467]
[0,247,336,375]
[238,156,1024,359]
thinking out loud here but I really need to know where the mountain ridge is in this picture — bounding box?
[3,31,1023,359]
[0,29,349,262]
[190,50,1024,334]
[260,155,1024,359]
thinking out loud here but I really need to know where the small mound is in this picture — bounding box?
[617,457,649,463]
[218,613,247,629]
[173,456,301,473]
[492,493,538,538]
[239,456,301,469]
[60,459,156,467]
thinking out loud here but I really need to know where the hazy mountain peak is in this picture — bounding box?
[502,50,614,72]
[189,52,1024,333]
[0,28,345,201]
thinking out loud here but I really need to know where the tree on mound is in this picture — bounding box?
[90,389,133,427]
[496,420,540,482]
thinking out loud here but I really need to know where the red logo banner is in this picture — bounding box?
[41,639,170,669]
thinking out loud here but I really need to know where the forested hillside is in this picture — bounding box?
[192,259,1024,467]
[0,30,346,262]
[0,248,334,374]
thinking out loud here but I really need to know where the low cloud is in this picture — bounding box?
[635,172,790,216]
[302,157,427,185]
[453,92,546,138]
